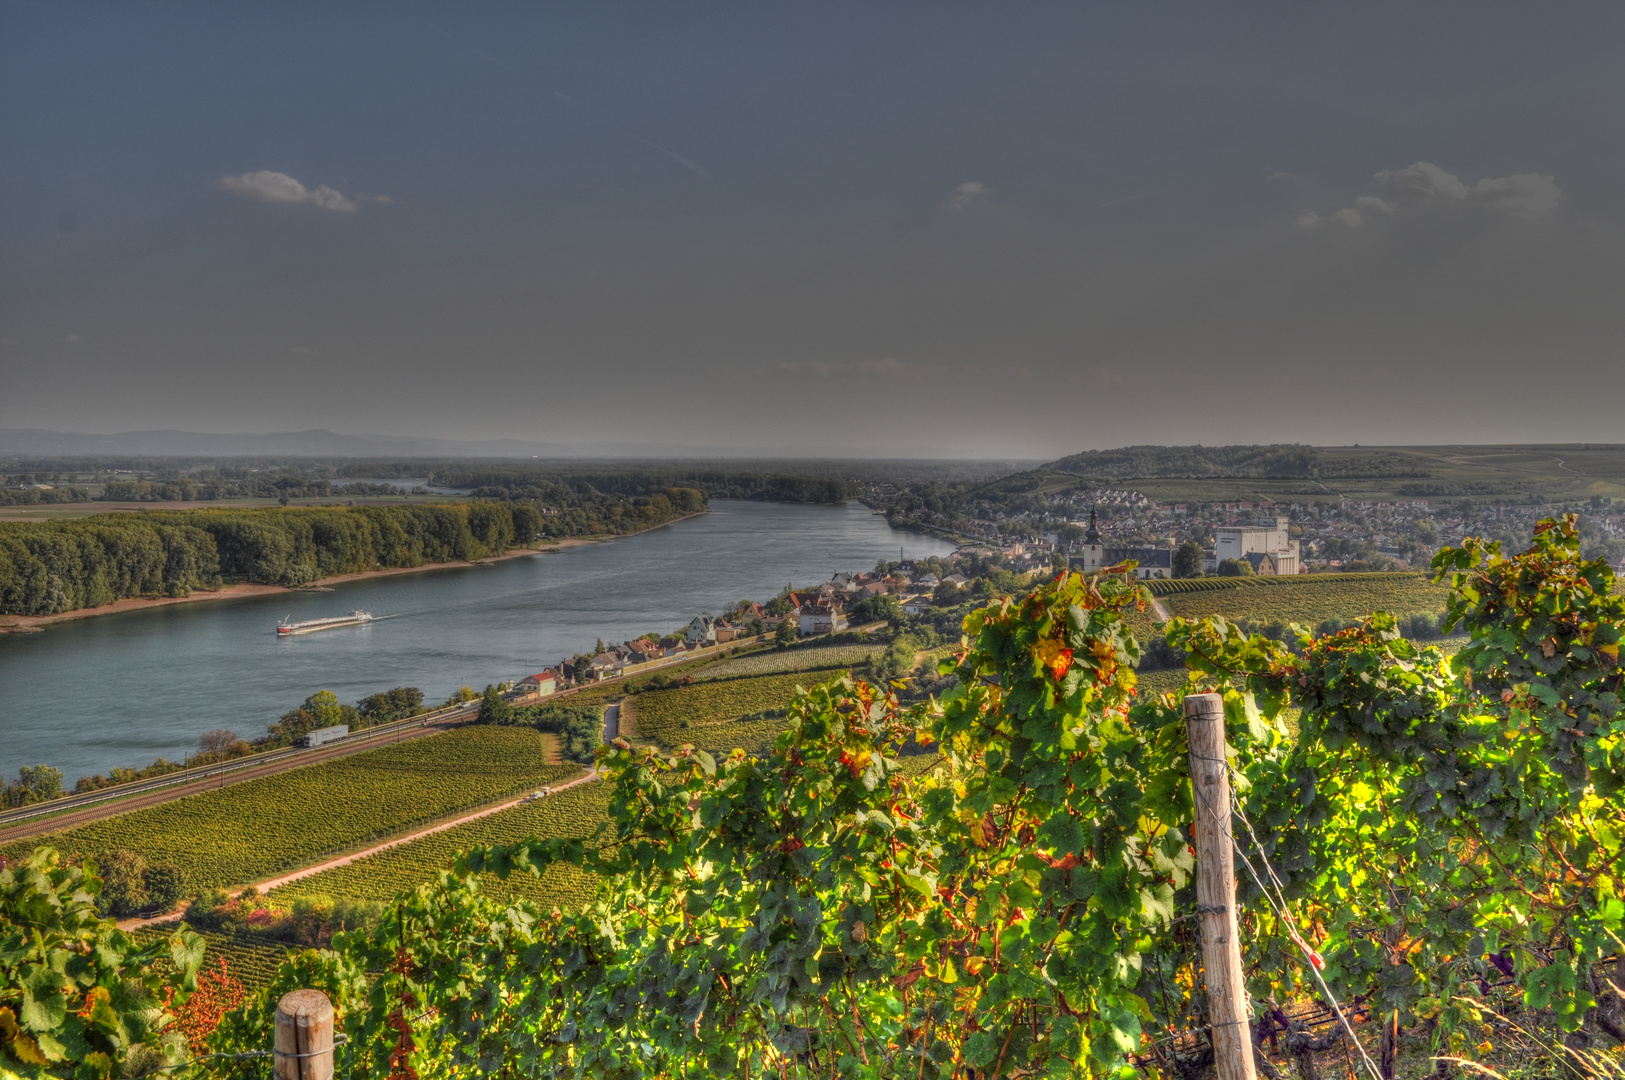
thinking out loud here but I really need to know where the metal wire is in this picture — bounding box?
[146,1033,348,1074]
[1190,762,1386,1080]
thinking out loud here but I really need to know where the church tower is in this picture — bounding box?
[1080,504,1106,571]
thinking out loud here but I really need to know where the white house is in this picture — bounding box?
[799,600,848,635]
[683,615,717,645]
[516,670,559,698]
[901,595,934,616]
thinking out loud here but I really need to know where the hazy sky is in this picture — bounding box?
[3,3,1623,458]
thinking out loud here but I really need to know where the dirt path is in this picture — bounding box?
[1150,596,1172,622]
[118,767,598,930]
[117,705,623,929]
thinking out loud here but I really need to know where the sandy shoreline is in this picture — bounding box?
[0,511,705,633]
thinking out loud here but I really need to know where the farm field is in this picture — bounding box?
[271,780,612,912]
[630,671,819,749]
[696,642,884,679]
[4,728,580,891]
[130,926,291,990]
[1157,573,1447,627]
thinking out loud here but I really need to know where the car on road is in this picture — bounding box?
[521,787,552,802]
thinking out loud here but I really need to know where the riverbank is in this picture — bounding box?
[0,510,707,633]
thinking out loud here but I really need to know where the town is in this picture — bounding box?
[875,486,1625,575]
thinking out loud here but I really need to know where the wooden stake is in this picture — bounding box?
[1186,692,1257,1080]
[274,989,334,1080]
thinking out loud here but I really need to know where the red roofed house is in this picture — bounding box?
[516,670,560,699]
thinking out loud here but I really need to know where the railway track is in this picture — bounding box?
[0,704,480,842]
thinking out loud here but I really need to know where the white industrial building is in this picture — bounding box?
[1211,517,1300,575]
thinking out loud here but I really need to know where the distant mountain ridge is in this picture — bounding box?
[0,428,906,460]
[1037,444,1431,481]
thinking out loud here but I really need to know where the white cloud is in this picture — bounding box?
[1374,161,1470,202]
[1469,173,1563,216]
[1299,161,1561,229]
[948,182,988,211]
[1375,161,1562,217]
[1296,207,1364,229]
[219,171,359,212]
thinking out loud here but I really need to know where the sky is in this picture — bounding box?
[2,3,1623,459]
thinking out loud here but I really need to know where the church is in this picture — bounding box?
[1069,507,1176,580]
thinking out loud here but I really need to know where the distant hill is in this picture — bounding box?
[1037,444,1430,481]
[0,428,878,460]
[0,428,576,458]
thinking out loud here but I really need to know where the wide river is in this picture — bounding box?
[0,500,954,783]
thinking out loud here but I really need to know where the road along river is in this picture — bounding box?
[0,500,954,784]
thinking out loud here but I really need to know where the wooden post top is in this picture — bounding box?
[1183,692,1224,718]
[277,989,334,1020]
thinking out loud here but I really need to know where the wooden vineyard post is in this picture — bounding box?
[274,989,334,1080]
[1185,693,1257,1080]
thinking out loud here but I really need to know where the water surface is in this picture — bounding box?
[0,500,952,782]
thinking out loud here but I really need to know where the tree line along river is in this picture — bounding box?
[0,500,955,785]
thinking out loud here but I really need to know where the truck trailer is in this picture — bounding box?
[302,725,349,748]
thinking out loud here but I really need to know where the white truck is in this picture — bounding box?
[302,725,349,748]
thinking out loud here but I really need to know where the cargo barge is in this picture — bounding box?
[276,610,373,636]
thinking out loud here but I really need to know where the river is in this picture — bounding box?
[0,500,955,783]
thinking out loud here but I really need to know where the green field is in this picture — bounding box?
[696,642,884,679]
[1157,573,1447,627]
[130,926,291,990]
[271,780,612,912]
[5,727,581,891]
[631,671,817,749]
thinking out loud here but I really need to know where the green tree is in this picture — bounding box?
[302,690,344,729]
[94,849,152,918]
[508,503,543,546]
[1216,556,1253,576]
[1172,539,1204,578]
[871,634,918,680]
[773,617,799,648]
[476,685,513,725]
[2,765,63,808]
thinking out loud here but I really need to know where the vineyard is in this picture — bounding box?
[269,780,612,912]
[1146,570,1427,596]
[14,519,1625,1080]
[694,642,885,679]
[129,926,290,989]
[2,728,580,890]
[629,671,816,748]
[1157,571,1447,626]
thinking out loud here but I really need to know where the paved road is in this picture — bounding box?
[0,707,479,843]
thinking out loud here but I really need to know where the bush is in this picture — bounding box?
[94,848,184,917]
[871,636,921,681]
[503,703,603,763]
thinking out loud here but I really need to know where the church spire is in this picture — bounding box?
[1085,503,1101,544]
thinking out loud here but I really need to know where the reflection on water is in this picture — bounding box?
[0,500,954,782]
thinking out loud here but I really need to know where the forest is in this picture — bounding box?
[0,488,704,615]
